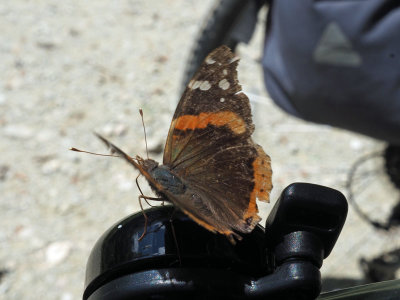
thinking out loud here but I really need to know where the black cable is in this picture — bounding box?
[346,150,390,230]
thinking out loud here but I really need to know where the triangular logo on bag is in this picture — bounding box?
[313,22,362,67]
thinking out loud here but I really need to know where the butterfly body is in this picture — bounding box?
[97,46,272,243]
[144,160,186,196]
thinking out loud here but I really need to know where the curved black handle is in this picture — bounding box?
[247,183,348,299]
[265,182,348,261]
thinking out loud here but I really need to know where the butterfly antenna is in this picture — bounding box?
[139,109,149,159]
[69,147,118,157]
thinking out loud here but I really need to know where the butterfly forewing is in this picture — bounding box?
[162,46,272,241]
[163,46,254,165]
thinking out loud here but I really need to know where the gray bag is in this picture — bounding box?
[263,0,400,145]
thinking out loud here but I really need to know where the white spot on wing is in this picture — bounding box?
[218,79,230,90]
[223,69,228,75]
[205,57,216,64]
[220,98,225,102]
[192,81,201,89]
[199,81,211,91]
[229,57,240,64]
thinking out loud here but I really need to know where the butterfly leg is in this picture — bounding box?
[137,194,166,241]
[169,208,182,266]
[135,174,164,206]
[137,194,148,241]
[136,174,164,241]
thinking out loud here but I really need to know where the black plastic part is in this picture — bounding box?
[88,262,321,300]
[89,268,249,300]
[274,231,324,268]
[83,183,348,300]
[246,261,321,299]
[265,183,348,260]
[84,205,268,300]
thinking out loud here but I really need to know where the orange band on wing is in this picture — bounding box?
[244,145,272,220]
[174,112,246,134]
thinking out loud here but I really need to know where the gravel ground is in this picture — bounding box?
[1,1,400,299]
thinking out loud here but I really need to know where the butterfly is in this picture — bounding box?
[96,46,272,244]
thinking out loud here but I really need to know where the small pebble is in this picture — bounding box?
[45,241,72,267]
[114,174,134,191]
[3,125,33,139]
[61,293,73,300]
[0,165,10,181]
[350,139,363,151]
[41,159,61,175]
[102,123,128,137]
